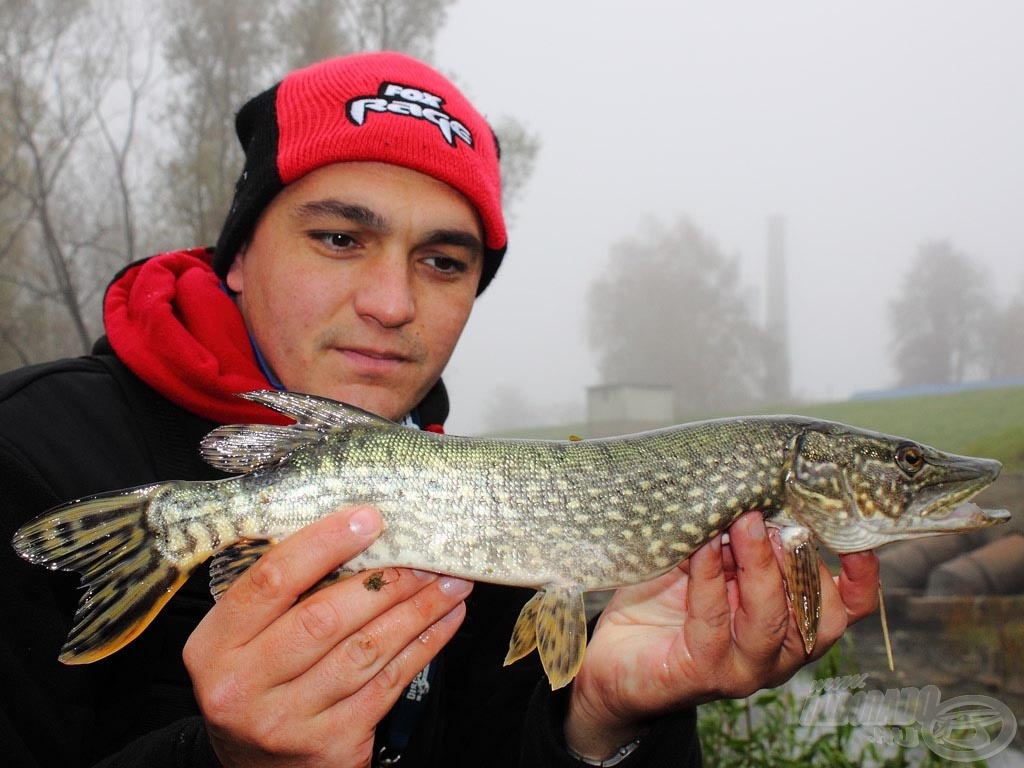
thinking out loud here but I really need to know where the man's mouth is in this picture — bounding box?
[336,346,412,374]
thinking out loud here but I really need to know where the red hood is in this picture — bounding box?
[104,248,290,425]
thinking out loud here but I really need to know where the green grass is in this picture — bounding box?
[490,385,1024,472]
[780,386,1024,472]
[697,641,992,767]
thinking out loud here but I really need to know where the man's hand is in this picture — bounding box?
[184,506,472,768]
[564,510,879,760]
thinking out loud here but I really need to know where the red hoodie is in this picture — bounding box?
[104,248,291,425]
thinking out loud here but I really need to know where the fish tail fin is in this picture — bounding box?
[12,484,192,664]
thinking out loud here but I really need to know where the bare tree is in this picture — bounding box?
[0,0,158,366]
[492,116,540,219]
[588,215,770,417]
[888,240,993,388]
[89,2,157,265]
[276,0,456,70]
[983,277,1024,381]
[158,0,278,248]
[0,0,97,355]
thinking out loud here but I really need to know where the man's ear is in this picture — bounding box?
[224,243,248,293]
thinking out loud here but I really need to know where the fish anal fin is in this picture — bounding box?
[504,591,543,667]
[300,567,353,600]
[535,587,587,690]
[778,525,822,655]
[209,540,277,601]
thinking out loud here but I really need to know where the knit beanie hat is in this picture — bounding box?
[214,52,506,294]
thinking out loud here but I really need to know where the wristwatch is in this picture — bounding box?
[566,736,642,766]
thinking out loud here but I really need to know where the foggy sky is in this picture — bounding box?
[433,1,1024,434]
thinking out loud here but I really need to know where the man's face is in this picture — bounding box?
[227,161,484,421]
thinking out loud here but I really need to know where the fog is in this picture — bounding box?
[431,1,1024,434]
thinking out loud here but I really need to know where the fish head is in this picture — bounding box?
[782,425,1007,553]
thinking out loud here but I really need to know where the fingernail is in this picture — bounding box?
[349,507,379,535]
[419,604,466,644]
[413,569,436,581]
[439,577,473,598]
[439,603,466,624]
[746,513,766,541]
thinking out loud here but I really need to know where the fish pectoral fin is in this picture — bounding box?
[200,424,326,473]
[777,525,822,655]
[535,587,588,690]
[504,591,543,667]
[209,540,277,600]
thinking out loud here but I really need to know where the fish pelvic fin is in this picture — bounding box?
[504,591,542,667]
[777,525,822,655]
[506,587,588,690]
[12,484,198,664]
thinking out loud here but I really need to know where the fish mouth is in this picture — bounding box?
[903,454,1003,533]
[918,502,1012,531]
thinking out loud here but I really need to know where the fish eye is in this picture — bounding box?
[895,443,925,475]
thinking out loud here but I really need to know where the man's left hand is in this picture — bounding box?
[563,510,880,760]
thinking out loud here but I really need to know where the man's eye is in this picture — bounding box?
[312,232,357,249]
[424,255,466,274]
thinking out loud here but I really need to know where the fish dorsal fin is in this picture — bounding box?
[505,586,587,690]
[200,424,325,473]
[239,390,397,430]
[209,540,275,601]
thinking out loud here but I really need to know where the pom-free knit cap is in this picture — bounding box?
[214,52,506,294]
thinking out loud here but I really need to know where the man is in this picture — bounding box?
[0,52,879,767]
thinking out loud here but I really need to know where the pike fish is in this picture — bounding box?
[13,391,1010,689]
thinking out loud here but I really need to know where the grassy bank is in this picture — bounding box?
[492,385,1024,473]
[784,385,1024,473]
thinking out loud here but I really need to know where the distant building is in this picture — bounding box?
[763,215,791,403]
[586,383,674,424]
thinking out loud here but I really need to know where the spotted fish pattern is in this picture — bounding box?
[13,391,1009,688]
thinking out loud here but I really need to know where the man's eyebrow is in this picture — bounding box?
[294,198,483,257]
[421,229,484,258]
[294,199,388,231]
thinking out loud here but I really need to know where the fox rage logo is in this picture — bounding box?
[346,82,474,148]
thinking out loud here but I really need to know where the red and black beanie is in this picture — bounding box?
[213,52,507,294]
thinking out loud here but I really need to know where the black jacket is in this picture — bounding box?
[0,345,700,767]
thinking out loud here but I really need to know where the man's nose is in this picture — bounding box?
[353,255,416,328]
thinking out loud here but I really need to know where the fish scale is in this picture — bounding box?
[12,390,1010,689]
[192,418,788,588]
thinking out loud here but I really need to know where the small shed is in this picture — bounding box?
[586,383,674,425]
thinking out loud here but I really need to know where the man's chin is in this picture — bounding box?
[307,383,415,423]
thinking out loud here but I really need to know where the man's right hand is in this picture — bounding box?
[183,505,472,768]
